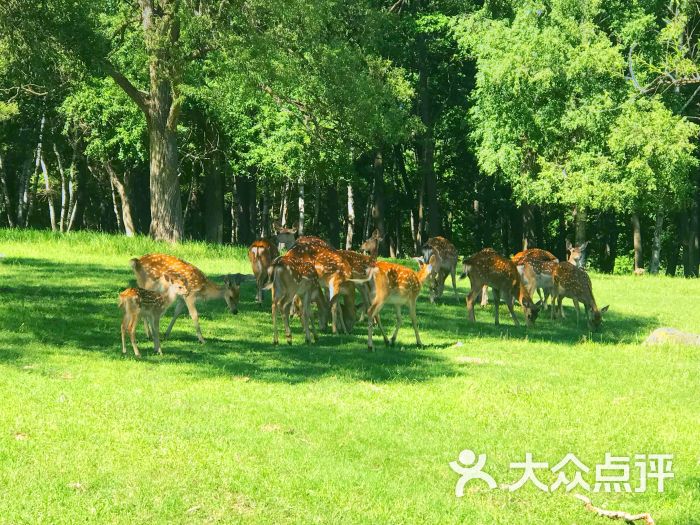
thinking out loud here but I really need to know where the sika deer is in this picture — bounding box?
[461,249,540,327]
[365,261,432,350]
[512,248,558,266]
[272,221,297,250]
[566,240,589,268]
[518,259,558,308]
[119,274,187,357]
[421,236,459,303]
[266,255,323,345]
[131,254,243,343]
[550,262,608,330]
[248,239,279,303]
[360,229,383,258]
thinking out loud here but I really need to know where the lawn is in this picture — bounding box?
[0,229,699,524]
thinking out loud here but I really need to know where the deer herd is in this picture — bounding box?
[117,224,608,357]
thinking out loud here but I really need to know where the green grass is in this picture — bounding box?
[0,229,699,524]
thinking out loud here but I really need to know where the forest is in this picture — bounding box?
[1,0,699,276]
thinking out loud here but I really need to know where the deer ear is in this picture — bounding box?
[291,226,297,234]
[600,305,609,313]
[580,241,590,250]
[565,239,572,250]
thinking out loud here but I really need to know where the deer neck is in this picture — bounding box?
[417,264,432,285]
[201,280,224,300]
[517,282,532,306]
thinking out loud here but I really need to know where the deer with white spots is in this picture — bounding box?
[550,261,608,330]
[248,239,279,303]
[365,261,432,350]
[421,236,459,303]
[131,254,243,344]
[461,248,540,327]
[265,254,324,345]
[359,229,383,258]
[118,274,187,357]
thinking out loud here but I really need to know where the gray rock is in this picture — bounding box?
[643,327,700,346]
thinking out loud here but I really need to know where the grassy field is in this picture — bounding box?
[0,229,699,524]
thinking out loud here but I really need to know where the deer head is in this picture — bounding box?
[222,274,245,315]
[566,240,589,268]
[272,220,297,250]
[360,229,383,256]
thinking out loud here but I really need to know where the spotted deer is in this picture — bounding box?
[461,249,540,327]
[266,255,324,345]
[131,254,243,344]
[118,274,187,357]
[360,229,383,258]
[518,259,558,308]
[566,240,589,268]
[272,221,297,250]
[550,261,608,330]
[512,248,558,266]
[285,241,372,334]
[365,261,432,350]
[421,236,459,303]
[248,239,279,302]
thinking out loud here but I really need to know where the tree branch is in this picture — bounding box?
[574,494,655,525]
[102,61,150,115]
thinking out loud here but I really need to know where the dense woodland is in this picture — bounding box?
[0,0,699,276]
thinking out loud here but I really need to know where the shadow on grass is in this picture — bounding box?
[0,256,660,383]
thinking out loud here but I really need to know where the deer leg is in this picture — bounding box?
[409,300,423,347]
[574,299,580,326]
[390,305,403,346]
[143,318,152,339]
[374,313,389,345]
[557,296,564,321]
[480,284,489,307]
[506,294,520,327]
[272,300,279,345]
[493,289,501,326]
[128,313,141,358]
[164,298,186,339]
[366,302,384,351]
[302,292,314,344]
[283,302,293,345]
[151,315,162,355]
[466,287,478,322]
[121,315,129,355]
[183,295,205,344]
[451,266,459,301]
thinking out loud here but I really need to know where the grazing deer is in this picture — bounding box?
[365,261,432,350]
[119,274,187,357]
[566,240,589,268]
[360,229,383,257]
[512,248,558,266]
[461,249,540,327]
[131,254,243,344]
[550,262,608,330]
[248,239,279,303]
[518,259,558,308]
[266,255,323,345]
[272,221,297,250]
[285,241,370,334]
[421,236,459,303]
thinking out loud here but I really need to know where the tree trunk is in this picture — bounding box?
[53,144,68,232]
[40,154,57,231]
[650,208,664,275]
[522,204,535,250]
[327,185,340,248]
[574,206,587,246]
[0,154,15,227]
[371,151,387,256]
[631,212,643,272]
[346,183,355,250]
[688,186,699,277]
[599,211,618,273]
[203,155,224,243]
[363,179,373,240]
[105,162,135,236]
[313,181,320,229]
[298,181,305,235]
[417,172,425,247]
[260,187,270,237]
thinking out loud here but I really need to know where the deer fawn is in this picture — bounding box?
[360,229,383,258]
[550,262,608,330]
[365,261,432,350]
[421,236,459,303]
[566,240,589,268]
[248,239,279,303]
[131,254,243,344]
[266,255,324,345]
[119,274,187,357]
[461,249,540,327]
